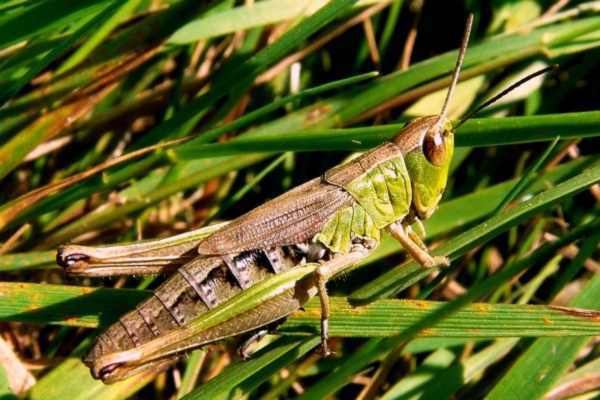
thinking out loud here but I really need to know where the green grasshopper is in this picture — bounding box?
[55,15,547,383]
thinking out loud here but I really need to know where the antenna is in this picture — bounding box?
[437,13,474,129]
[455,64,558,128]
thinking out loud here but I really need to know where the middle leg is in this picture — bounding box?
[314,244,372,355]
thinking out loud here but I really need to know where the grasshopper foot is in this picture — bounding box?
[421,255,450,268]
[318,316,336,357]
[238,329,268,360]
[318,341,335,357]
[432,256,450,268]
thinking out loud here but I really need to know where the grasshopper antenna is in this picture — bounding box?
[437,13,474,130]
[455,64,558,128]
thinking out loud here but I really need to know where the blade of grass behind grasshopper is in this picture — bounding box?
[56,0,144,75]
[176,350,206,399]
[133,0,358,148]
[174,111,600,158]
[549,230,600,299]
[0,2,118,104]
[379,348,458,400]
[0,71,378,234]
[491,136,560,215]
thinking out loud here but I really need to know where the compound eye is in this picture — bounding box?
[423,131,446,166]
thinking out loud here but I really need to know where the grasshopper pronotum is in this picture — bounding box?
[56,15,550,383]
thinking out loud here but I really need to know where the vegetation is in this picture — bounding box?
[0,0,599,398]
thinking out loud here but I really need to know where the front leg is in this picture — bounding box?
[314,245,372,356]
[387,222,449,268]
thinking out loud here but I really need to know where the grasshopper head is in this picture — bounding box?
[393,116,454,220]
[391,13,471,220]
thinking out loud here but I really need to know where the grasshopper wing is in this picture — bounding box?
[197,177,353,255]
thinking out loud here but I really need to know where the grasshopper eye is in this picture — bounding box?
[423,131,446,166]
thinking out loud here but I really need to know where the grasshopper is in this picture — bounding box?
[56,15,541,383]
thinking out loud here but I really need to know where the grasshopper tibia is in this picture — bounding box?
[314,245,373,356]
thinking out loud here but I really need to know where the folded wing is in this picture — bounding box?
[197,177,353,255]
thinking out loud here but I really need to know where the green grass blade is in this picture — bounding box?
[29,346,156,400]
[492,136,560,214]
[0,2,115,104]
[485,263,600,400]
[0,0,108,49]
[176,350,206,399]
[380,348,457,400]
[56,0,144,75]
[182,337,320,400]
[549,231,600,298]
[173,112,600,159]
[169,0,386,43]
[4,281,600,340]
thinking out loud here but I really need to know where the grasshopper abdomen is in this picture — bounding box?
[85,244,321,381]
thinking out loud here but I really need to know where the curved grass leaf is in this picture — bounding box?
[173,111,600,159]
[2,282,600,340]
